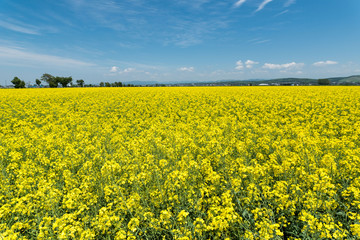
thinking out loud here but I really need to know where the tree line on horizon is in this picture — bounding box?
[6,74,332,89]
[10,74,82,88]
[7,74,135,89]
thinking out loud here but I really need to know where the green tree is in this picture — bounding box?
[41,73,58,88]
[105,82,111,87]
[76,79,85,87]
[318,79,330,85]
[112,81,123,87]
[36,79,41,87]
[11,77,26,88]
[99,82,105,87]
[56,76,73,87]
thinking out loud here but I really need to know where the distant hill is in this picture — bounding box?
[336,75,360,83]
[123,80,158,85]
[100,75,360,87]
[167,75,360,87]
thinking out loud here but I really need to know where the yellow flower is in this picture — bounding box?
[127,218,140,232]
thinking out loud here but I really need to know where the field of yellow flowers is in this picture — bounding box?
[1,86,360,239]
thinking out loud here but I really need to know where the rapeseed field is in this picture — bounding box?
[1,86,360,239]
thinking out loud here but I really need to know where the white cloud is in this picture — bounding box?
[0,46,94,67]
[235,60,244,70]
[234,0,247,8]
[110,66,119,72]
[263,62,304,69]
[284,0,296,7]
[179,67,195,72]
[109,67,137,74]
[313,60,338,67]
[123,68,136,73]
[255,0,273,12]
[245,60,259,68]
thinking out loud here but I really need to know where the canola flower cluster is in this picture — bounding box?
[1,86,360,239]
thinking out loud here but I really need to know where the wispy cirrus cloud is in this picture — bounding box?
[263,62,304,69]
[313,60,338,67]
[255,0,273,12]
[169,33,203,47]
[284,0,296,7]
[65,0,229,48]
[166,18,228,47]
[249,38,271,44]
[0,46,94,67]
[176,0,210,9]
[234,0,247,8]
[274,10,289,17]
[0,19,40,35]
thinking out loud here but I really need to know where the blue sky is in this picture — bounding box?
[0,0,360,85]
